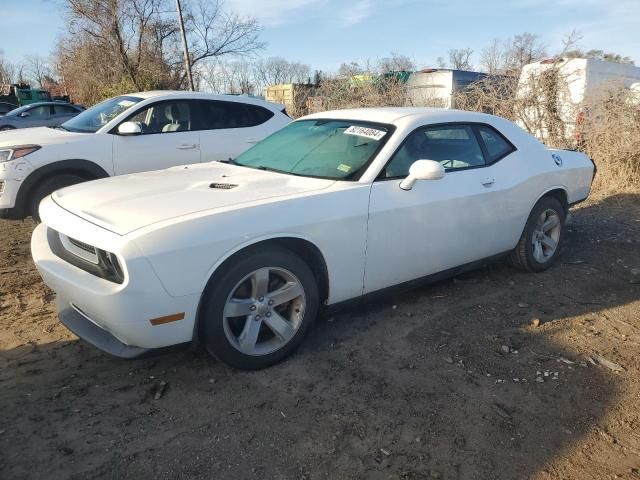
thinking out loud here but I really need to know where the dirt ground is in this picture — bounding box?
[1,193,639,480]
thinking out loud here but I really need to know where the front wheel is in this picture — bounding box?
[199,247,319,370]
[0,125,16,131]
[509,196,566,272]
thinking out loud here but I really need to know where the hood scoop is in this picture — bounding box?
[209,182,238,190]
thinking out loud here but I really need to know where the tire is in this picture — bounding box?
[199,246,319,370]
[0,125,16,131]
[509,196,566,272]
[29,174,86,222]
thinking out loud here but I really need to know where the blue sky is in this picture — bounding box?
[2,0,639,72]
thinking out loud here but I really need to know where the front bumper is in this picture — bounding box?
[31,220,201,352]
[58,299,151,358]
[0,178,20,214]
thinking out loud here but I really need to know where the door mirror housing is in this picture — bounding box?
[19,111,30,118]
[117,121,142,136]
[399,160,445,190]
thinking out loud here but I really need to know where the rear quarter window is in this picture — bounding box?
[199,101,274,129]
[477,125,515,163]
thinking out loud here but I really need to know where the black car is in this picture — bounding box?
[0,102,18,116]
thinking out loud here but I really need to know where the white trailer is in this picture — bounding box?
[517,58,640,142]
[406,69,490,109]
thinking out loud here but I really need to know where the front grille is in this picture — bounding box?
[59,233,99,264]
[68,237,97,255]
[0,180,5,195]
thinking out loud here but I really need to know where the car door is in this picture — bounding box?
[363,123,519,294]
[111,100,201,175]
[197,100,270,163]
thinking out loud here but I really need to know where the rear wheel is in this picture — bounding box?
[29,174,86,221]
[199,247,319,370]
[509,196,566,272]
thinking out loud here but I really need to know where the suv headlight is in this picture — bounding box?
[0,145,41,162]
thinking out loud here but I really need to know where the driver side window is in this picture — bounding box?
[126,101,193,135]
[27,105,50,118]
[383,124,485,178]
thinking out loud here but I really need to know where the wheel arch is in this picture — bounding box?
[535,186,569,214]
[13,159,110,218]
[194,235,330,338]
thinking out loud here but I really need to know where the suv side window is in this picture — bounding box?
[126,101,194,134]
[477,125,515,163]
[198,101,273,129]
[245,104,274,125]
[383,124,485,178]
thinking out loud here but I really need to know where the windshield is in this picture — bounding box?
[234,119,392,179]
[61,95,142,133]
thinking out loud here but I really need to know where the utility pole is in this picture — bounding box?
[175,0,195,91]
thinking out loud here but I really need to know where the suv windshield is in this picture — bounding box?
[61,95,142,133]
[234,119,392,179]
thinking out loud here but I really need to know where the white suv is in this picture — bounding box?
[0,91,290,220]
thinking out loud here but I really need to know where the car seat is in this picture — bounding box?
[162,104,190,132]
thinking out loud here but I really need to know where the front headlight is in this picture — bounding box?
[0,145,41,162]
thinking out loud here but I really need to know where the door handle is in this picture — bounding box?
[481,177,495,187]
[247,139,260,144]
[177,144,198,150]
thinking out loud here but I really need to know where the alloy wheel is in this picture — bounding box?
[531,208,561,263]
[222,267,306,356]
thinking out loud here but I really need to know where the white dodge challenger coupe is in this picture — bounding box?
[31,108,595,369]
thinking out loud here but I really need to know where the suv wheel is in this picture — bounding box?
[29,174,86,221]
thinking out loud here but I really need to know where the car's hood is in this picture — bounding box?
[52,162,335,235]
[0,126,89,147]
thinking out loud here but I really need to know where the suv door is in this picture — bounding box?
[364,123,519,293]
[111,100,201,175]
[196,100,273,162]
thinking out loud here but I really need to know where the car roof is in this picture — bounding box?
[23,101,72,107]
[128,90,283,110]
[301,107,498,125]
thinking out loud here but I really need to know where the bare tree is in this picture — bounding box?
[436,56,447,69]
[183,0,264,85]
[58,0,263,104]
[377,53,415,73]
[253,57,310,89]
[338,61,364,78]
[0,51,16,85]
[449,48,474,70]
[24,55,51,88]
[503,33,546,71]
[479,39,503,74]
[204,59,255,94]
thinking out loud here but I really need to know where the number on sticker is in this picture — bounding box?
[344,125,386,141]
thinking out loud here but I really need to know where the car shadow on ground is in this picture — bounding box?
[0,194,639,479]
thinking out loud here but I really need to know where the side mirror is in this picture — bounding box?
[117,121,142,136]
[19,111,30,118]
[399,160,445,191]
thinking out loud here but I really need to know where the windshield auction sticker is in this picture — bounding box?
[344,125,386,141]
